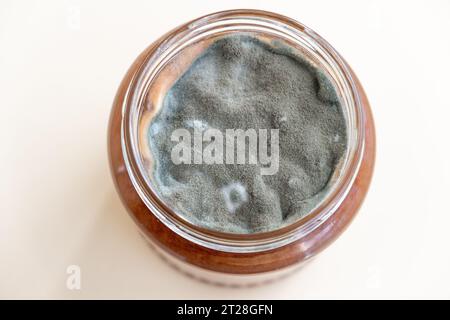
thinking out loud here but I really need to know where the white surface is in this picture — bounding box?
[1,0,450,299]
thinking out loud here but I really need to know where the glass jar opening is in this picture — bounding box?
[121,10,365,253]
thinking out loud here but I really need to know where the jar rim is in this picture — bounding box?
[120,9,365,253]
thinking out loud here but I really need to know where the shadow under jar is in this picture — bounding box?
[108,9,376,286]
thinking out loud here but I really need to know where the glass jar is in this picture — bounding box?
[108,9,375,286]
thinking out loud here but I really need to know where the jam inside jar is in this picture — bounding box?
[108,9,375,286]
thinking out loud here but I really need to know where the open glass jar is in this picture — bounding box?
[108,9,375,286]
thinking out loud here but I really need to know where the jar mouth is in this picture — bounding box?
[121,9,365,253]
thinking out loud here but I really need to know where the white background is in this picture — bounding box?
[1,0,450,299]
